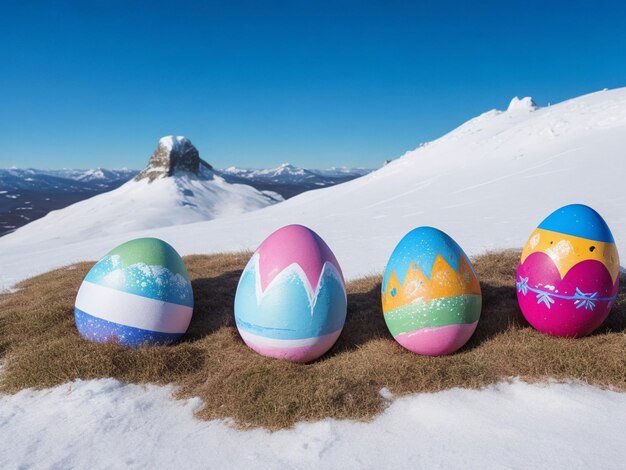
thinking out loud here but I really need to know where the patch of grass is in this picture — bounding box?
[0,250,625,430]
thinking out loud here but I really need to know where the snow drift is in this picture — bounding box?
[1,379,625,468]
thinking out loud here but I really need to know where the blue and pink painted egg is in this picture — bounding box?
[74,237,194,347]
[234,224,347,362]
[381,227,482,356]
[516,204,619,337]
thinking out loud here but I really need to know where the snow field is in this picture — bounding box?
[1,379,625,469]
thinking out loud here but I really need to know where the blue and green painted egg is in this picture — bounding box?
[74,237,194,347]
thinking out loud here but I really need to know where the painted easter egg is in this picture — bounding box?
[516,204,619,337]
[74,237,194,347]
[234,224,347,362]
[381,227,482,356]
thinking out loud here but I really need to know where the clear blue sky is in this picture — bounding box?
[1,0,625,170]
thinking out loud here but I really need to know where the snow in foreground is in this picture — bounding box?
[1,379,625,469]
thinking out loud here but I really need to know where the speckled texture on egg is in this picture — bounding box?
[516,204,619,337]
[74,237,194,347]
[381,226,482,356]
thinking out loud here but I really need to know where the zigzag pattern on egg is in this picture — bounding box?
[235,254,346,341]
[234,224,347,362]
[246,253,346,309]
[382,253,481,313]
[381,227,482,356]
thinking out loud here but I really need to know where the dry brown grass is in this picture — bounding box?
[0,250,625,430]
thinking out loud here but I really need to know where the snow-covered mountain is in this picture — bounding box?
[1,88,626,289]
[0,167,137,192]
[220,163,370,183]
[1,164,369,194]
[61,168,139,183]
[220,163,316,181]
[217,163,372,198]
[0,136,280,245]
[1,161,370,235]
[0,168,139,236]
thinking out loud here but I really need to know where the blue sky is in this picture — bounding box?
[1,0,625,170]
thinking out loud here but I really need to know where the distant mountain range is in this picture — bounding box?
[217,163,371,198]
[0,167,138,191]
[0,168,137,236]
[0,157,372,236]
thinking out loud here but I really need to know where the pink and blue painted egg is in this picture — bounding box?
[516,204,619,337]
[234,224,347,362]
[74,237,194,347]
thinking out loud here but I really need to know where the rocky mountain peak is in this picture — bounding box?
[135,136,213,182]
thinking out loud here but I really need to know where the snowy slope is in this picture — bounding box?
[2,379,626,469]
[0,163,369,236]
[0,135,281,247]
[0,168,280,244]
[1,88,626,289]
[0,168,140,236]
